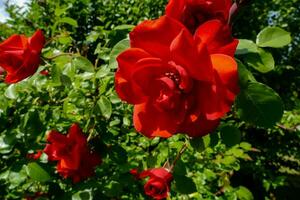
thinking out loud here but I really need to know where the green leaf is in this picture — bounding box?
[235,82,284,128]
[26,162,51,182]
[104,181,123,197]
[236,186,254,200]
[58,36,73,45]
[244,48,275,73]
[0,134,16,154]
[256,27,291,48]
[237,60,256,88]
[174,175,197,194]
[240,142,252,151]
[97,96,112,119]
[4,84,18,100]
[236,39,259,55]
[220,126,241,147]
[72,56,95,73]
[72,190,92,200]
[109,39,130,69]
[58,17,78,27]
[190,137,206,152]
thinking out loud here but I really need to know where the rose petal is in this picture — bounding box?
[130,15,185,60]
[194,20,238,56]
[170,29,214,82]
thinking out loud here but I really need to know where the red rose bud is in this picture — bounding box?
[139,168,173,200]
[130,168,141,180]
[115,16,239,138]
[40,70,49,76]
[166,0,233,33]
[43,124,101,183]
[27,150,43,160]
[0,30,45,83]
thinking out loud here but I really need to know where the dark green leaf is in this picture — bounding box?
[237,60,256,88]
[244,48,275,73]
[97,96,112,119]
[220,126,241,147]
[235,82,284,128]
[174,175,197,194]
[72,190,92,200]
[190,137,206,152]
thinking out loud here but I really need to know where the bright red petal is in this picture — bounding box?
[179,114,220,138]
[133,103,184,138]
[165,0,186,20]
[0,34,28,50]
[115,48,152,104]
[194,20,238,56]
[29,30,45,52]
[211,54,239,97]
[130,15,186,60]
[170,29,214,82]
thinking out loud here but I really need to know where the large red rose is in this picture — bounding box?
[43,124,101,183]
[138,168,173,200]
[166,0,233,33]
[115,16,239,138]
[0,30,45,83]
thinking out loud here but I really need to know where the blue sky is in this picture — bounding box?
[0,0,29,22]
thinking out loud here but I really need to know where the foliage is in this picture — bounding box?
[0,0,299,199]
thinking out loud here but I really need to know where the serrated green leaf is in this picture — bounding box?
[235,82,284,128]
[256,27,291,48]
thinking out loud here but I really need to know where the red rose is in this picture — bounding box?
[115,16,239,138]
[0,30,45,83]
[27,150,43,160]
[40,69,49,76]
[166,0,232,33]
[139,168,173,200]
[43,124,101,183]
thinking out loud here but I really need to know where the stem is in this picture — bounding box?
[43,53,77,60]
[170,142,188,172]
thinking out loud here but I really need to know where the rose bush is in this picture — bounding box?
[0,0,299,199]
